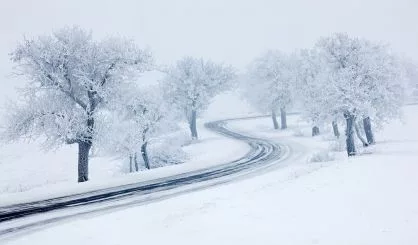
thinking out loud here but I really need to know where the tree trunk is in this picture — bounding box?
[354,122,369,147]
[141,142,150,170]
[78,141,91,182]
[80,90,96,182]
[189,110,198,140]
[280,107,287,129]
[332,121,340,138]
[134,152,139,172]
[129,154,133,173]
[312,126,320,136]
[344,113,356,157]
[363,117,375,145]
[272,110,279,129]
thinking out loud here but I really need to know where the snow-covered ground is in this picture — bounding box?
[0,122,249,206]
[0,77,254,204]
[5,105,417,245]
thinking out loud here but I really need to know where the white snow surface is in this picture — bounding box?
[5,105,418,245]
[0,90,252,205]
[0,123,249,206]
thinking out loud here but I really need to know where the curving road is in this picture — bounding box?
[0,116,287,240]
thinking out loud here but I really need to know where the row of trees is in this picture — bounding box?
[2,27,236,182]
[1,28,411,182]
[242,33,406,156]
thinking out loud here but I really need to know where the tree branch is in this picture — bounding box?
[100,63,116,86]
[65,138,78,144]
[45,74,87,109]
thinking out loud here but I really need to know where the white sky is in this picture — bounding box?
[1,0,417,102]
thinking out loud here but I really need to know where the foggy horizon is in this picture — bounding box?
[1,0,417,69]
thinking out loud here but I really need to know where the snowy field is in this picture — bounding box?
[5,105,417,245]
[1,1,418,244]
[0,80,254,202]
[0,120,249,206]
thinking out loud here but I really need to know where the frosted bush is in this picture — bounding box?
[292,128,305,137]
[141,137,188,168]
[328,137,346,152]
[136,130,190,169]
[149,144,188,168]
[169,130,193,147]
[308,150,335,163]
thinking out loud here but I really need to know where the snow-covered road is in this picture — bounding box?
[0,116,290,241]
[2,106,418,245]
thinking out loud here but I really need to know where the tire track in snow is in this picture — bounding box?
[0,116,288,240]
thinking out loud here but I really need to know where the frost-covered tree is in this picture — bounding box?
[99,85,176,171]
[296,49,341,137]
[401,58,418,104]
[163,57,236,139]
[243,50,296,129]
[313,33,403,156]
[296,49,326,134]
[3,26,152,182]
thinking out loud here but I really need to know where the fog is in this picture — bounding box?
[1,0,417,102]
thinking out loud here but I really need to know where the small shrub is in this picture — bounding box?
[293,128,305,137]
[328,137,346,152]
[308,150,335,163]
